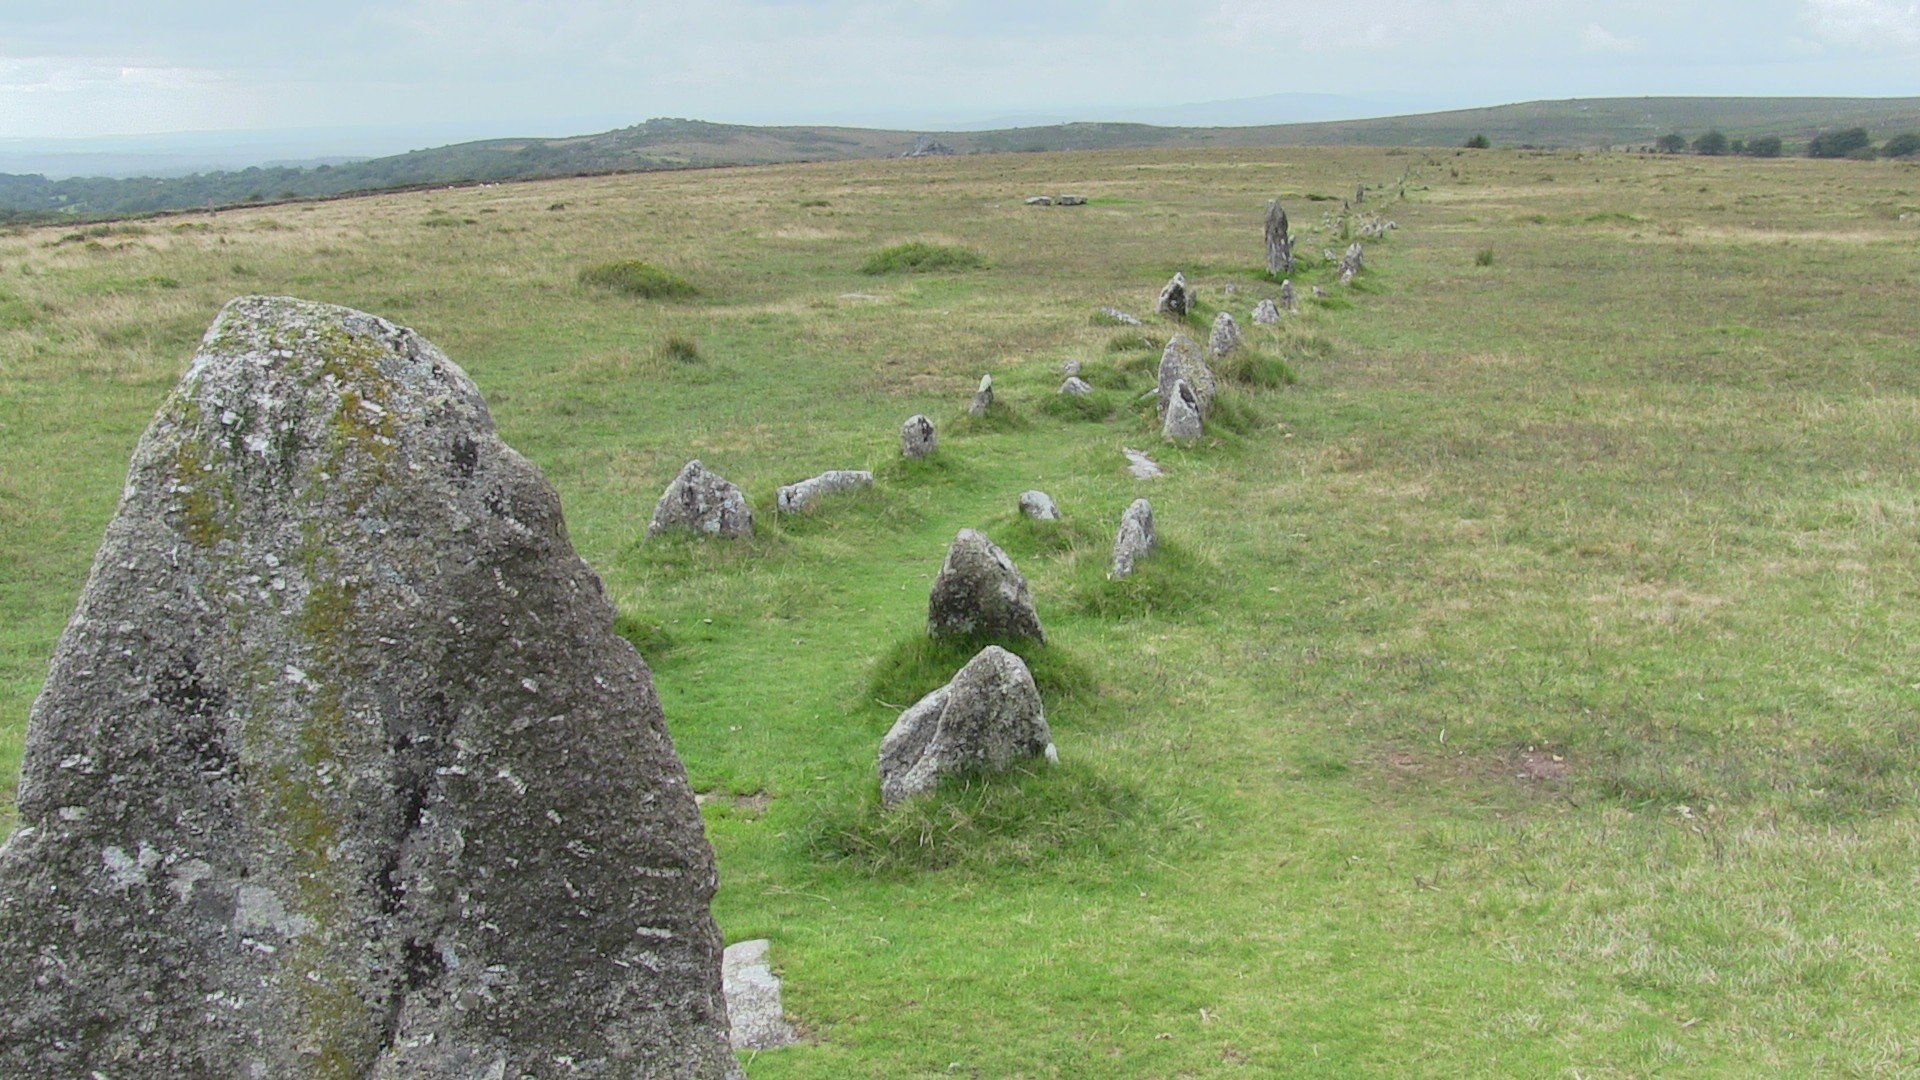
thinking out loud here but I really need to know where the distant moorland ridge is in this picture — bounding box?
[4,96,1917,222]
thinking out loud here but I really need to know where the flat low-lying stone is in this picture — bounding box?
[1056,194,1088,206]
[1112,497,1158,578]
[776,470,874,514]
[877,646,1055,806]
[1019,491,1061,521]
[1123,447,1164,479]
[1099,307,1143,326]
[1059,376,1093,396]
[928,529,1045,644]
[652,459,755,539]
[723,940,798,1051]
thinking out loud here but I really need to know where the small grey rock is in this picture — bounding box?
[969,373,994,417]
[928,529,1045,644]
[1252,298,1281,325]
[1024,195,1053,206]
[902,414,937,458]
[1018,491,1061,521]
[1059,376,1093,396]
[877,646,1054,806]
[1061,358,1082,377]
[1099,307,1143,326]
[1154,272,1190,317]
[723,940,798,1051]
[1339,242,1365,284]
[1162,379,1204,441]
[1112,498,1158,578]
[776,469,873,514]
[1055,194,1087,206]
[1123,447,1165,479]
[1156,335,1216,420]
[651,459,755,539]
[1208,311,1243,359]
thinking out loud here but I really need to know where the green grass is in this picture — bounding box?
[4,146,1920,1077]
[578,258,697,298]
[859,241,986,275]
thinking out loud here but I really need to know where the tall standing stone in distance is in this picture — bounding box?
[877,646,1055,807]
[927,529,1045,644]
[1264,199,1294,276]
[1154,272,1191,317]
[969,373,994,417]
[0,297,741,1080]
[1112,498,1159,578]
[1208,311,1243,359]
[902,414,937,458]
[650,459,755,539]
[1156,334,1217,421]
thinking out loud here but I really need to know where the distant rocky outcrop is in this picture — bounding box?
[1112,498,1159,578]
[877,646,1055,806]
[652,459,755,539]
[1280,279,1300,313]
[1061,358,1082,377]
[776,469,873,514]
[902,414,937,459]
[928,529,1045,643]
[1055,194,1087,206]
[903,136,957,157]
[0,296,739,1079]
[1099,307,1143,326]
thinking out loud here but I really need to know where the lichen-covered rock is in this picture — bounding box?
[969,373,994,417]
[1023,195,1053,206]
[776,469,873,514]
[927,529,1045,644]
[1123,447,1165,479]
[901,414,937,459]
[1018,491,1061,521]
[650,459,754,539]
[1339,242,1365,285]
[1208,311,1243,359]
[1061,358,1082,377]
[723,940,797,1051]
[1112,498,1158,578]
[1154,272,1190,317]
[877,646,1054,806]
[1059,376,1093,396]
[1162,380,1204,441]
[1099,307,1143,326]
[1265,199,1294,276]
[1252,298,1281,325]
[1156,334,1216,420]
[0,297,740,1080]
[1055,194,1088,206]
[1279,279,1299,314]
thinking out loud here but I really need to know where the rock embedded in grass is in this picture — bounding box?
[1154,272,1190,317]
[1280,279,1299,313]
[1252,298,1281,325]
[969,373,994,417]
[1162,379,1204,441]
[1112,497,1159,578]
[1061,358,1082,377]
[1209,311,1244,359]
[1099,306,1143,326]
[723,940,798,1051]
[1019,490,1062,521]
[776,469,873,514]
[928,528,1045,644]
[1156,334,1216,420]
[1059,376,1093,396]
[0,296,739,1079]
[877,645,1056,807]
[651,458,755,539]
[901,414,937,458]
[1339,241,1365,284]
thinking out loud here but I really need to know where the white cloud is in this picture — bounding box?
[1579,23,1644,53]
[1802,0,1920,48]
[0,56,250,135]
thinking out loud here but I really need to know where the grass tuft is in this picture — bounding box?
[867,633,1095,709]
[860,241,986,275]
[1215,350,1297,388]
[657,334,702,364]
[1069,538,1216,619]
[578,259,697,298]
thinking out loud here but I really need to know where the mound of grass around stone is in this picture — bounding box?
[860,241,986,275]
[578,259,697,298]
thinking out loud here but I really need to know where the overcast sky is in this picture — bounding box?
[2,0,1917,140]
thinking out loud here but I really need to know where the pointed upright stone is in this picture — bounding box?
[0,297,740,1080]
[1156,334,1216,421]
[1162,379,1204,441]
[902,414,937,459]
[1154,272,1190,317]
[927,529,1045,644]
[1208,311,1243,359]
[877,646,1054,806]
[651,459,755,538]
[1112,498,1158,578]
[969,373,994,417]
[1252,298,1281,325]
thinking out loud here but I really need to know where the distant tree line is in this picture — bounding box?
[1652,127,1919,160]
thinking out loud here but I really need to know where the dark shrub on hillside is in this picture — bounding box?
[860,241,986,275]
[1743,136,1784,158]
[1692,130,1730,156]
[578,260,696,298]
[1808,128,1872,159]
[1655,133,1688,154]
[1464,134,1491,149]
[1883,133,1920,158]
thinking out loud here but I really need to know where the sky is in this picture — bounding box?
[1,0,1917,142]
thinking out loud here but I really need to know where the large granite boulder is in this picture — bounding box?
[650,459,754,539]
[877,646,1055,806]
[1112,498,1158,578]
[927,529,1045,644]
[776,469,873,514]
[0,297,740,1079]
[1156,334,1216,420]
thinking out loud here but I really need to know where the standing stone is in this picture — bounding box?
[1018,491,1061,521]
[723,940,798,1052]
[1264,199,1294,276]
[651,459,754,539]
[877,646,1055,807]
[1156,334,1216,420]
[969,373,994,417]
[776,470,873,514]
[927,529,1045,644]
[1280,279,1300,313]
[1059,376,1093,396]
[1208,311,1243,359]
[0,297,739,1079]
[1355,183,1366,205]
[1154,272,1190,317]
[1339,242,1365,285]
[1162,380,1204,441]
[1252,298,1281,325]
[902,414,937,459]
[1112,498,1158,578]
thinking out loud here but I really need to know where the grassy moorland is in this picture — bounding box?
[3,145,1920,1076]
